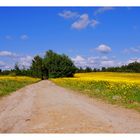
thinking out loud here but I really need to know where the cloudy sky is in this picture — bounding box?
[0,7,140,70]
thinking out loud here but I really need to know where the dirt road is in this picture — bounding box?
[0,80,140,133]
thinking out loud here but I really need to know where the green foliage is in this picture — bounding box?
[43,50,77,78]
[127,61,140,72]
[30,55,44,79]
[14,63,21,75]
[0,77,40,97]
[85,67,92,72]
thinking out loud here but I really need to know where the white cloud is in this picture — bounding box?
[127,58,140,64]
[0,61,5,67]
[58,10,78,19]
[100,60,115,67]
[20,34,29,40]
[90,19,100,27]
[5,34,29,41]
[71,55,87,67]
[0,51,17,57]
[72,55,140,69]
[0,50,33,69]
[58,10,99,30]
[96,44,112,53]
[0,61,12,70]
[123,47,140,54]
[94,7,114,15]
[71,55,118,68]
[72,55,85,62]
[71,14,99,30]
[71,14,90,30]
[18,56,33,68]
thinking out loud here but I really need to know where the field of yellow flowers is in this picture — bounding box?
[0,76,40,97]
[52,72,140,111]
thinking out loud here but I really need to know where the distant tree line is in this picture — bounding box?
[76,61,140,73]
[0,50,77,79]
[0,50,140,79]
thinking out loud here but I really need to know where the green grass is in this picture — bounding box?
[0,76,40,97]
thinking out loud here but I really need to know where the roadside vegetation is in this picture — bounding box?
[52,72,140,111]
[0,50,76,97]
[0,76,40,97]
[0,50,140,111]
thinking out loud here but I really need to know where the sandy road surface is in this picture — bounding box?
[0,80,140,133]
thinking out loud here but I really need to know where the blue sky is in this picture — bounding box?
[0,7,140,69]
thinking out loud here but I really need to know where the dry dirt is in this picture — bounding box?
[0,80,140,133]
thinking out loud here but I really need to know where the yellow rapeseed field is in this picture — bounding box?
[0,76,40,82]
[52,72,140,111]
[74,72,140,84]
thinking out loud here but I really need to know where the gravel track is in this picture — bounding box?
[0,80,140,133]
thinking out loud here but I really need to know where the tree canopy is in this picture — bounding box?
[28,50,77,79]
[43,50,76,78]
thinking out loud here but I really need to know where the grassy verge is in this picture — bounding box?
[0,76,40,97]
[51,78,140,112]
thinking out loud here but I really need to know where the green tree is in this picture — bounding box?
[30,55,44,79]
[85,67,92,72]
[14,63,21,75]
[127,61,140,72]
[101,67,106,72]
[43,50,76,78]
